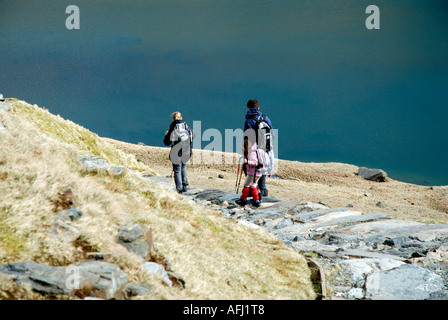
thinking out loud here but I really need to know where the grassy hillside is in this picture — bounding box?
[0,99,315,300]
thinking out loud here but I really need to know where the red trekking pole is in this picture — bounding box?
[235,162,241,193]
[236,157,244,194]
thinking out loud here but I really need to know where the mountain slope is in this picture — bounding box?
[0,99,315,300]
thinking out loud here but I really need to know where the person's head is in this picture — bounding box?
[172,111,182,121]
[247,99,259,110]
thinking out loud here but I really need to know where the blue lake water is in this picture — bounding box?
[1,0,447,185]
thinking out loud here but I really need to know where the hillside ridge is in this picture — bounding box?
[0,98,315,300]
[1,98,447,300]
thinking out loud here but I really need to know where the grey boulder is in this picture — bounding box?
[358,167,388,182]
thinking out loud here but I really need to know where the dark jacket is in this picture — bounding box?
[163,120,195,164]
[244,108,273,132]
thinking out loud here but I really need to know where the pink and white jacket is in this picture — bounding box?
[245,142,262,177]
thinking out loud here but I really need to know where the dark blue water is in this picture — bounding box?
[1,0,447,185]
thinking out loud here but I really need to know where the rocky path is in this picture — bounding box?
[179,187,448,300]
[141,171,448,300]
[105,167,448,300]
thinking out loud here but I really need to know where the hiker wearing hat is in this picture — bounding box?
[243,99,274,198]
[163,112,195,194]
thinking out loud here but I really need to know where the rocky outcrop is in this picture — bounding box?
[0,260,128,299]
[142,262,173,287]
[358,167,388,182]
[187,189,448,300]
[365,264,445,300]
[52,207,83,242]
[78,156,126,176]
[116,224,151,259]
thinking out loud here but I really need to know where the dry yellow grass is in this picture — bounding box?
[0,99,316,300]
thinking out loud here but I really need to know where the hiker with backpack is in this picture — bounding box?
[235,138,268,208]
[163,111,195,194]
[243,99,274,199]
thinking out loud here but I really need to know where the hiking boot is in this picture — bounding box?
[252,200,261,208]
[257,187,262,201]
[261,189,268,197]
[236,187,250,206]
[182,185,188,193]
[235,198,247,206]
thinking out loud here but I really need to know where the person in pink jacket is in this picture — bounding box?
[236,139,262,207]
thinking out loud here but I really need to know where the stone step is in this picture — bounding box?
[332,219,448,242]
[271,211,390,238]
[317,249,407,261]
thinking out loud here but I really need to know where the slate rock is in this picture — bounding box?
[336,219,424,235]
[116,224,150,259]
[78,156,126,176]
[376,201,387,208]
[78,156,111,170]
[347,288,364,300]
[365,264,445,300]
[383,236,409,247]
[291,240,339,253]
[338,258,405,282]
[74,260,129,299]
[57,208,83,221]
[193,190,226,202]
[109,165,126,175]
[358,167,388,182]
[52,219,81,242]
[142,262,172,287]
[117,224,146,243]
[274,219,294,230]
[0,261,74,295]
[294,202,329,213]
[292,207,348,222]
[0,261,128,299]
